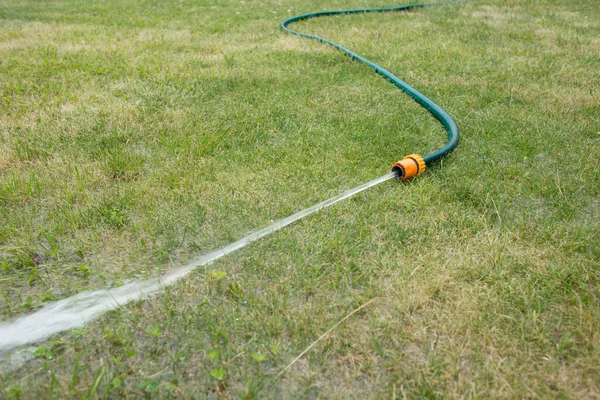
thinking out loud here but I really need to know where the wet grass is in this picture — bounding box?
[1,0,599,397]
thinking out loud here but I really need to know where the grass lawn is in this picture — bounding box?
[1,0,599,397]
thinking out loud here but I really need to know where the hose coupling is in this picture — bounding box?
[392,154,426,180]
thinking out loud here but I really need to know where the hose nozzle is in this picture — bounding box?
[392,154,426,180]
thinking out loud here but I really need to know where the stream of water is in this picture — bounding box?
[0,172,395,355]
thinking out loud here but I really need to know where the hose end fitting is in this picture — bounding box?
[392,154,426,180]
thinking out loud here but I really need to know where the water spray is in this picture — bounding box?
[0,0,465,357]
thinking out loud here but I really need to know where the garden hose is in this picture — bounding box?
[281,1,466,179]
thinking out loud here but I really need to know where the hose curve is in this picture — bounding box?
[281,1,468,166]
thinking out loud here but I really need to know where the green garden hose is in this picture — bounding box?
[281,1,467,179]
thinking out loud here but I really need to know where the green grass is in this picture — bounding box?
[1,0,599,397]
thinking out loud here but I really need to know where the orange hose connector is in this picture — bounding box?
[391,154,426,180]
